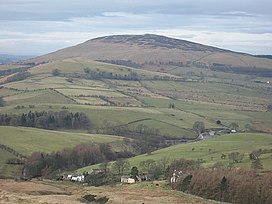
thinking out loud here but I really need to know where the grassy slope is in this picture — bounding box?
[0,126,124,155]
[29,58,178,79]
[131,133,272,169]
[78,133,272,172]
[1,57,272,176]
[1,64,271,138]
[0,149,21,177]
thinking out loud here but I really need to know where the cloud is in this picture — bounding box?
[0,0,271,55]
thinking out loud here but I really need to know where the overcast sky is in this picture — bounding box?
[1,0,272,55]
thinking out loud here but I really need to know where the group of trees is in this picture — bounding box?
[0,144,26,165]
[210,64,272,77]
[169,159,272,204]
[97,122,166,153]
[52,68,61,76]
[98,59,185,69]
[268,104,272,112]
[4,71,31,83]
[86,157,171,186]
[24,143,134,178]
[0,67,29,77]
[0,111,90,130]
[175,169,272,204]
[193,121,205,134]
[83,67,140,81]
[97,60,143,68]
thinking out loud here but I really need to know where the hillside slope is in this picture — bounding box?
[30,34,272,75]
[78,132,272,173]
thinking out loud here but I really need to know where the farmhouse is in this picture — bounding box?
[67,174,86,182]
[121,176,136,184]
[170,170,183,183]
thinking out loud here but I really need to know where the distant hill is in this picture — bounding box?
[0,54,35,64]
[255,55,272,59]
[30,34,272,76]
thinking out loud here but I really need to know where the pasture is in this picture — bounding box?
[130,132,272,170]
[0,126,124,156]
[1,57,272,177]
[78,132,272,173]
[1,58,272,139]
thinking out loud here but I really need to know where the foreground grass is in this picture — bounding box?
[0,179,216,204]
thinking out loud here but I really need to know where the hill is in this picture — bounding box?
[30,34,272,76]
[0,34,272,178]
[0,54,34,64]
[78,132,272,173]
[0,126,125,177]
[0,126,125,155]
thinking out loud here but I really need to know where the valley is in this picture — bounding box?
[0,34,272,203]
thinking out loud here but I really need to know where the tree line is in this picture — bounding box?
[2,71,31,84]
[210,63,272,77]
[23,143,134,178]
[0,67,29,77]
[83,67,140,81]
[96,122,167,153]
[0,110,90,130]
[0,144,26,165]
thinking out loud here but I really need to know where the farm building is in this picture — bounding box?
[121,176,136,184]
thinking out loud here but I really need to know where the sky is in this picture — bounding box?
[0,0,272,55]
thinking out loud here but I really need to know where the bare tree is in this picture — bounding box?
[111,159,130,175]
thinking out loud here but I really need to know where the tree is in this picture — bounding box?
[84,67,91,74]
[179,174,192,192]
[99,161,110,173]
[221,154,226,159]
[160,157,170,174]
[99,144,116,161]
[0,96,5,107]
[229,122,239,131]
[244,124,252,131]
[193,121,205,134]
[168,103,175,109]
[52,68,60,76]
[216,120,221,125]
[149,163,163,179]
[220,176,229,201]
[228,152,244,163]
[251,158,263,169]
[139,159,156,173]
[130,166,139,179]
[111,159,130,175]
[249,150,261,160]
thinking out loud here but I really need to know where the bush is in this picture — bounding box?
[52,69,60,76]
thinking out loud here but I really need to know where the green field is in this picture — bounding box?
[0,126,124,155]
[0,149,21,177]
[78,132,272,173]
[1,56,272,176]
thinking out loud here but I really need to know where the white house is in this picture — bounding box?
[170,170,183,183]
[121,176,136,184]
